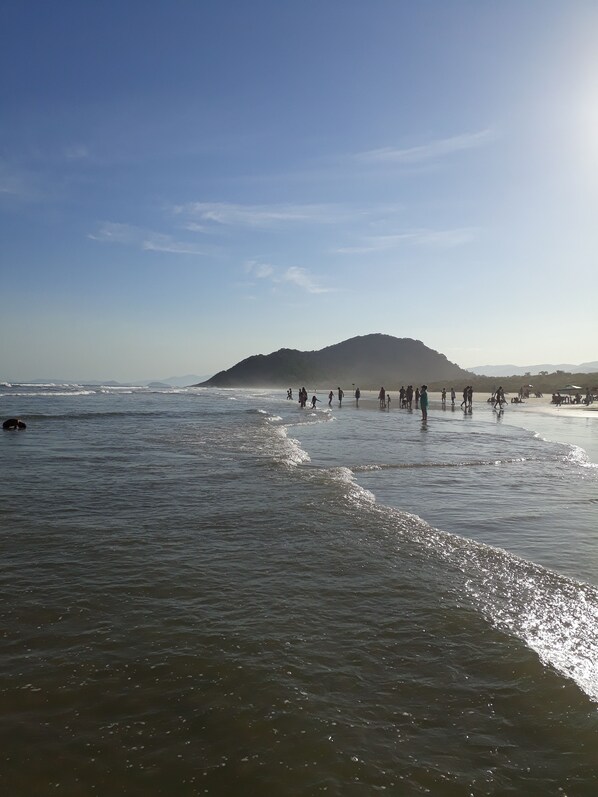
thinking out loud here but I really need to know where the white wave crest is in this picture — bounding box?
[1,390,96,397]
[273,426,310,467]
[462,541,598,702]
[330,466,376,506]
[565,443,597,469]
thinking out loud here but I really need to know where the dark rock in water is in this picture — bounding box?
[196,333,473,388]
[3,418,26,430]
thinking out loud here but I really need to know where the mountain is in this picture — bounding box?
[468,361,598,377]
[197,334,472,388]
[22,375,209,387]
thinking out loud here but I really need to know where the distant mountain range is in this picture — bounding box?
[198,334,472,388]
[468,362,598,377]
[19,374,209,387]
[159,374,209,387]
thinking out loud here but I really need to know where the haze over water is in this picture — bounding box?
[1,383,597,795]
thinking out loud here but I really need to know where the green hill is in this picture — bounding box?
[197,334,473,389]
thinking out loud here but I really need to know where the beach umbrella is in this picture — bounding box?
[560,384,583,392]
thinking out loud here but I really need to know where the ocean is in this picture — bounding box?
[1,384,597,796]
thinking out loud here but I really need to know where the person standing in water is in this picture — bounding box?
[338,387,344,407]
[355,387,361,407]
[420,384,429,423]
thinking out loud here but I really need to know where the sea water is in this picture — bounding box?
[1,384,597,795]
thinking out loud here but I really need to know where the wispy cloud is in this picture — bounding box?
[335,228,477,254]
[355,129,495,164]
[175,201,344,229]
[245,260,331,294]
[244,260,275,279]
[0,160,37,200]
[89,222,207,255]
[281,266,330,294]
[64,144,90,161]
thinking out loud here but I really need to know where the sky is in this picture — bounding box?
[1,0,598,382]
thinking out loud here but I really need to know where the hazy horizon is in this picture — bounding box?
[2,1,597,381]
[6,345,598,386]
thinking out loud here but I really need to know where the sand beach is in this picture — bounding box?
[335,389,598,464]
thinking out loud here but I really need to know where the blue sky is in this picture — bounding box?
[2,0,597,381]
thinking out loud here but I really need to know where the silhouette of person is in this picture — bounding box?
[420,385,429,422]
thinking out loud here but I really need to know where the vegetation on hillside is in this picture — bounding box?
[199,334,471,388]
[427,371,598,395]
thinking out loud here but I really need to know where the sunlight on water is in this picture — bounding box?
[1,385,598,795]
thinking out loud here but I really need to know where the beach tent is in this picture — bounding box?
[560,384,583,392]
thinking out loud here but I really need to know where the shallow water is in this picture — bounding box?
[1,385,597,795]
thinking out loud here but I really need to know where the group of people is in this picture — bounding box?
[397,385,430,420]
[398,386,414,409]
[396,385,436,412]
[291,385,431,422]
[296,387,309,407]
[378,387,391,408]
[440,387,457,407]
[460,386,474,410]
[551,389,595,406]
[295,386,347,409]
[289,383,505,424]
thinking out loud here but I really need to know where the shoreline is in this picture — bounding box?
[314,390,598,418]
[315,389,598,465]
[430,393,598,418]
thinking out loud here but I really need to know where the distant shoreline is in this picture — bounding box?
[305,390,598,417]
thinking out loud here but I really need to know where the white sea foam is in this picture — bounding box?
[470,553,598,703]
[417,523,598,704]
[1,390,96,397]
[565,443,597,469]
[11,382,82,388]
[371,504,598,704]
[272,426,310,467]
[330,466,376,506]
